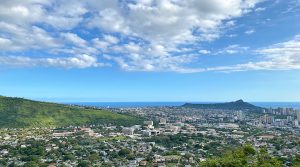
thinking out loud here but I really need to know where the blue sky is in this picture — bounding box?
[0,0,300,102]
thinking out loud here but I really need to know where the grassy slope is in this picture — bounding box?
[0,96,142,128]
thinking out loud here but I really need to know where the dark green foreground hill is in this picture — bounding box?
[0,96,142,128]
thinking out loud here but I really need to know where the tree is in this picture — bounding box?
[118,148,131,157]
[23,161,39,167]
[89,153,100,163]
[63,153,76,161]
[77,161,90,167]
[292,155,300,167]
[200,145,282,167]
[0,159,7,166]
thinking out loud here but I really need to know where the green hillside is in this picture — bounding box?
[0,96,142,128]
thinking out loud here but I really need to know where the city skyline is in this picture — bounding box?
[0,0,299,102]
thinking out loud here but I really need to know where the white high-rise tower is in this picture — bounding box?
[297,109,300,122]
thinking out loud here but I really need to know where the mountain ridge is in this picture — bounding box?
[182,99,264,111]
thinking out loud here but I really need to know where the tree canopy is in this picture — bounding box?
[200,145,282,167]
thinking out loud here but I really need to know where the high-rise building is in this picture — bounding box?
[297,110,300,122]
[294,120,299,127]
[267,116,274,124]
[287,116,294,122]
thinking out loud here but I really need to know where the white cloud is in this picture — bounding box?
[0,22,59,51]
[254,35,300,70]
[199,50,211,54]
[124,43,141,53]
[255,7,266,12]
[282,0,300,14]
[0,37,12,49]
[61,32,87,47]
[0,0,264,71]
[216,45,249,55]
[163,35,300,73]
[88,8,130,34]
[245,29,255,35]
[84,0,262,71]
[0,54,105,68]
[120,0,259,45]
[92,38,110,51]
[104,53,196,72]
[201,35,300,72]
[103,35,119,44]
[91,35,120,53]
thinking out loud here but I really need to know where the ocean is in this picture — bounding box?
[69,102,300,109]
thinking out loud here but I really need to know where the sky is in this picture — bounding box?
[0,0,300,102]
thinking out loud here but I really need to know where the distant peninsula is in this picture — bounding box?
[182,99,264,111]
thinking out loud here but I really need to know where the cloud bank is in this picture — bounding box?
[1,0,298,73]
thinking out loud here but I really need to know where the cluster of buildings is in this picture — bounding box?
[121,120,197,138]
[263,107,299,116]
[250,109,300,128]
[0,106,300,166]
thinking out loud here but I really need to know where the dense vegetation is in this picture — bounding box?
[182,100,263,111]
[0,96,143,128]
[199,145,283,167]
